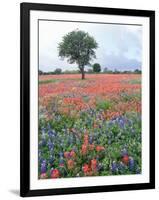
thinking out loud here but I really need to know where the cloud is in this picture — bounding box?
[100,53,141,71]
[39,21,142,72]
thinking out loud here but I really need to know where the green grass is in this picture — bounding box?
[96,100,112,111]
[121,78,141,85]
[39,78,96,84]
[39,79,60,84]
[120,92,141,102]
[129,79,141,84]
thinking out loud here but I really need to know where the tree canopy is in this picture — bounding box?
[58,30,98,79]
[92,63,101,73]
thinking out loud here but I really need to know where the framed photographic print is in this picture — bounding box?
[20,2,155,197]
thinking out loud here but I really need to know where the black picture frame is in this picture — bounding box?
[20,2,155,197]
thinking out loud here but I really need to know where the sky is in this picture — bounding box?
[39,20,142,72]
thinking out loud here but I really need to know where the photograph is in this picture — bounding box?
[20,3,155,196]
[38,20,142,179]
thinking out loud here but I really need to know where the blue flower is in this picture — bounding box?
[119,119,125,129]
[89,136,93,144]
[129,157,135,171]
[47,140,54,150]
[41,161,47,173]
[48,130,53,137]
[59,152,63,158]
[121,148,128,157]
[111,161,118,173]
[49,155,54,165]
[97,163,103,171]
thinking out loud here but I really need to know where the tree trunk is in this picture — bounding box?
[81,67,85,80]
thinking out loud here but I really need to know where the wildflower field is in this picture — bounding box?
[38,74,141,179]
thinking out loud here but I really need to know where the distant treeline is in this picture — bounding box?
[39,68,141,75]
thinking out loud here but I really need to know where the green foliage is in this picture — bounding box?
[120,92,141,102]
[54,68,62,74]
[39,110,141,178]
[39,79,59,84]
[58,30,98,79]
[134,69,141,74]
[96,100,112,111]
[92,63,101,73]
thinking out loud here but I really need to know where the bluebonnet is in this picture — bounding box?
[48,130,54,137]
[47,139,54,150]
[111,161,118,173]
[49,155,54,165]
[59,152,63,158]
[41,160,47,173]
[129,157,135,171]
[118,119,125,129]
[97,163,103,171]
[89,136,93,144]
[121,148,128,157]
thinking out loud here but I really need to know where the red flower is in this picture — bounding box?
[51,169,60,178]
[64,151,70,159]
[81,144,87,155]
[67,159,75,170]
[91,159,97,171]
[70,150,76,158]
[89,144,95,151]
[82,164,90,174]
[82,164,93,176]
[122,155,129,165]
[84,134,89,145]
[40,173,47,179]
[96,145,105,152]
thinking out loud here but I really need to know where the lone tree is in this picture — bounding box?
[58,30,98,79]
[54,68,62,74]
[38,70,43,75]
[93,63,101,73]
